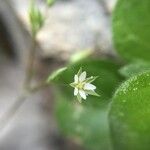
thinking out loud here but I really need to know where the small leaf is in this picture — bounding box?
[119,61,150,78]
[69,49,92,64]
[47,67,67,83]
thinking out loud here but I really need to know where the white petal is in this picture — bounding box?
[74,88,78,95]
[74,75,78,83]
[79,90,86,99]
[79,71,86,82]
[84,83,96,90]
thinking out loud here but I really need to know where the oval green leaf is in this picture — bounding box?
[119,61,150,78]
[55,99,112,150]
[54,58,123,150]
[55,59,123,107]
[113,0,150,61]
[109,71,150,150]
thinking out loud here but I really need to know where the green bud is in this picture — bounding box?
[46,0,55,7]
[29,0,45,36]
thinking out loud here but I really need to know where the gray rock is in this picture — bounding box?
[10,0,117,60]
[37,0,115,59]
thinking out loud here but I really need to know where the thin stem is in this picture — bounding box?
[0,35,37,131]
[24,37,36,89]
[0,82,48,131]
[0,92,28,131]
[0,3,51,131]
[30,82,49,93]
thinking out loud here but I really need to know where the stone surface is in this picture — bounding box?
[10,0,117,60]
[37,0,107,59]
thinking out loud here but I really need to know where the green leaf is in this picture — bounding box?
[55,98,112,150]
[54,58,124,150]
[47,67,67,83]
[109,71,150,150]
[113,0,150,61]
[119,61,150,78]
[69,49,92,64]
[55,59,123,108]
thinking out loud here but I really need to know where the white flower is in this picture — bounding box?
[70,68,99,102]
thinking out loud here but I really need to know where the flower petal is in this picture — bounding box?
[79,71,86,82]
[84,83,96,90]
[79,90,86,99]
[74,88,78,95]
[74,75,78,83]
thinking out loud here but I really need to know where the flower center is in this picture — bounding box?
[76,82,84,90]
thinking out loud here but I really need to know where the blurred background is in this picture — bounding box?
[0,0,116,149]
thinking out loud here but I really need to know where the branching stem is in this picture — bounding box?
[0,34,48,131]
